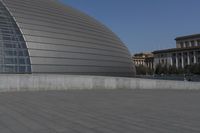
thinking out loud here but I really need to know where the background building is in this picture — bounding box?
[133,34,200,75]
[0,0,135,76]
[132,53,154,69]
[153,34,200,69]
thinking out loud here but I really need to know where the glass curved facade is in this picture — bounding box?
[0,2,31,73]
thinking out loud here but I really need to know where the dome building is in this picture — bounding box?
[0,0,135,76]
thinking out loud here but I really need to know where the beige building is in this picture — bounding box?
[153,34,200,69]
[132,53,154,69]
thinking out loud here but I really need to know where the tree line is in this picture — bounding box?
[136,64,200,75]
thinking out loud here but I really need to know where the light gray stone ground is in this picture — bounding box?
[0,89,200,133]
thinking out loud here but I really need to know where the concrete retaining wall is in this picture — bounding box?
[0,74,200,92]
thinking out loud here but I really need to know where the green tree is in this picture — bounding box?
[155,64,163,75]
[168,65,178,74]
[191,64,200,74]
[135,65,147,75]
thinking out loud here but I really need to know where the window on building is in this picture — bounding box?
[185,58,188,63]
[179,58,182,63]
[185,41,189,48]
[189,51,194,56]
[191,58,194,63]
[183,52,187,57]
[0,2,31,73]
[172,59,176,66]
[180,42,184,48]
[198,57,200,63]
[161,59,164,64]
[198,40,200,46]
[178,53,182,57]
[191,41,195,47]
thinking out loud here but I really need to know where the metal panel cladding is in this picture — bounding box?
[1,0,136,76]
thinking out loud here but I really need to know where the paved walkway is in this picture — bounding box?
[0,89,200,133]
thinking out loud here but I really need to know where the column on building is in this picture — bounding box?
[194,51,197,64]
[189,41,191,47]
[181,52,184,68]
[187,51,190,65]
[195,40,198,47]
[183,42,186,48]
[176,53,178,68]
[170,53,173,66]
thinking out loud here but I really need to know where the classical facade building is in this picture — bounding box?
[132,53,154,69]
[153,34,200,69]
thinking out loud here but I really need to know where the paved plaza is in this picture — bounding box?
[0,89,200,133]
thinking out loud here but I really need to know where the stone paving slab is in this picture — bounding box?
[0,89,200,133]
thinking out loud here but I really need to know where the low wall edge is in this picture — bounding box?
[0,74,199,92]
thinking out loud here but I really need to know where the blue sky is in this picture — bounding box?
[59,0,200,54]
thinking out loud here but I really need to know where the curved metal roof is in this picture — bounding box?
[1,0,135,76]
